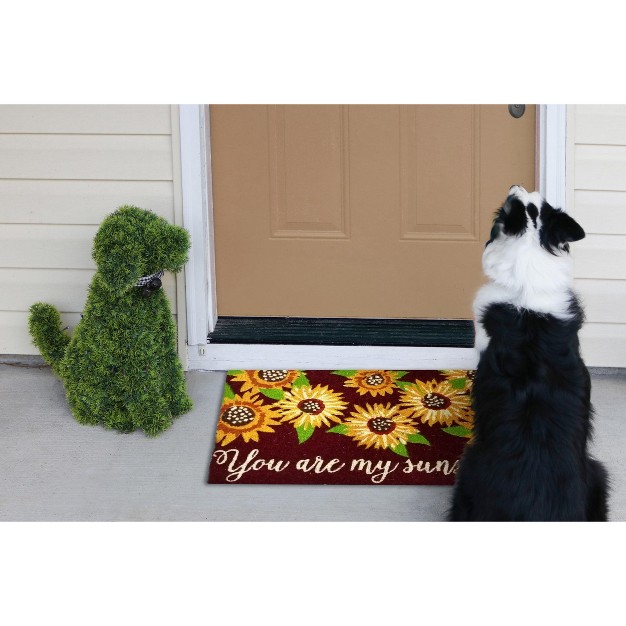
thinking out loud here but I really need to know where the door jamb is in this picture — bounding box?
[537,104,567,208]
[179,104,217,349]
[179,104,568,370]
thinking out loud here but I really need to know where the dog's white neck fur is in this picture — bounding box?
[474,186,576,353]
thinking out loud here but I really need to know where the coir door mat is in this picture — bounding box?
[208,370,475,486]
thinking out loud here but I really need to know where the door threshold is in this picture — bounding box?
[191,316,478,371]
[187,343,478,372]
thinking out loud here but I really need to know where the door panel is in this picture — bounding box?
[268,105,349,239]
[210,104,535,319]
[399,105,478,240]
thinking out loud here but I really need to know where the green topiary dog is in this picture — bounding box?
[28,206,193,436]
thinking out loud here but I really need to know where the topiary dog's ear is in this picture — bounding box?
[93,211,143,292]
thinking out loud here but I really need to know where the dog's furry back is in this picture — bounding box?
[449,186,609,521]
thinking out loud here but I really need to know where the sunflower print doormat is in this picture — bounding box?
[208,370,475,485]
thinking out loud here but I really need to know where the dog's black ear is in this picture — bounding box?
[540,206,585,253]
[502,195,527,236]
[93,208,143,292]
[550,211,585,243]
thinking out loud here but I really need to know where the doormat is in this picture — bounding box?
[208,370,475,485]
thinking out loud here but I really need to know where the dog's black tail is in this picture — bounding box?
[28,303,71,377]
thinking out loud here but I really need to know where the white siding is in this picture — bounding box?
[568,105,626,366]
[0,105,185,358]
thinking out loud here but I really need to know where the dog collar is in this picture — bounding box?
[134,270,164,288]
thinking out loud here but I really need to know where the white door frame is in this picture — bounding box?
[179,104,567,371]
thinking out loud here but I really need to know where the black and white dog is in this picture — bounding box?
[449,185,609,521]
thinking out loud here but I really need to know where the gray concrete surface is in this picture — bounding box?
[1,363,624,521]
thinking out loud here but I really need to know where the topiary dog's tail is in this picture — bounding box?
[28,303,71,377]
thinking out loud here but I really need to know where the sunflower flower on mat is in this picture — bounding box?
[339,370,406,397]
[328,403,429,457]
[273,384,348,443]
[398,379,474,427]
[216,391,283,446]
[229,370,303,399]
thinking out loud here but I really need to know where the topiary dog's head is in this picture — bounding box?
[93,206,190,293]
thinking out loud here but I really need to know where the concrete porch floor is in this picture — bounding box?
[1,363,625,521]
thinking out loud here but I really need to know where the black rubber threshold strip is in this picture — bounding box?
[207,317,474,348]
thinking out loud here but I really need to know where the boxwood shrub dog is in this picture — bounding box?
[29,206,193,436]
[449,186,609,521]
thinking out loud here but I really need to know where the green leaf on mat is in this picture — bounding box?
[407,433,431,446]
[442,425,473,438]
[260,387,284,400]
[450,377,467,389]
[395,380,415,391]
[223,383,236,399]
[292,372,310,388]
[391,443,409,457]
[327,424,349,435]
[227,370,244,376]
[296,423,315,444]
[394,371,409,379]
[331,370,357,378]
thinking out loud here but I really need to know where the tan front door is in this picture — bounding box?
[210,105,535,319]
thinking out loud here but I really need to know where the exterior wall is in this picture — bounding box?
[0,105,187,364]
[3,104,626,368]
[567,105,626,367]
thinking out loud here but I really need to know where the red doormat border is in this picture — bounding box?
[208,369,475,486]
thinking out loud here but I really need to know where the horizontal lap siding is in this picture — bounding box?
[569,105,626,366]
[0,105,172,135]
[1,224,98,269]
[0,134,173,180]
[1,311,83,354]
[0,269,177,313]
[0,105,181,355]
[574,145,626,191]
[579,324,626,368]
[576,279,626,323]
[574,190,626,234]
[0,180,174,224]
[574,234,626,280]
